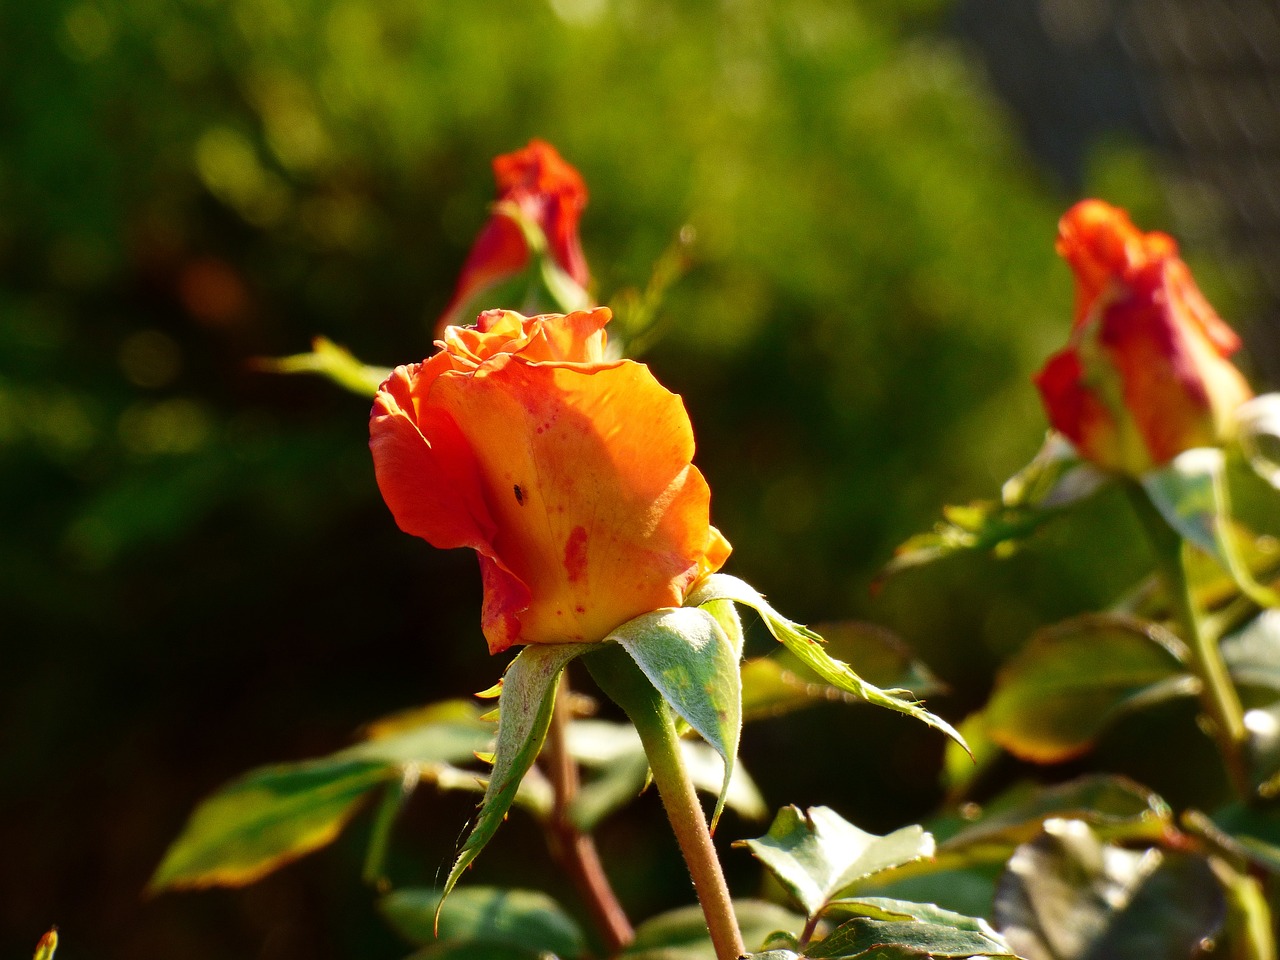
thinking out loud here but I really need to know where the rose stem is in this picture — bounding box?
[1126,483,1252,801]
[542,673,635,955]
[588,647,745,960]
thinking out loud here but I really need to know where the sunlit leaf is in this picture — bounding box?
[252,336,390,396]
[1141,448,1280,608]
[620,900,805,960]
[380,886,587,958]
[687,575,966,751]
[440,642,593,911]
[736,806,934,920]
[609,607,742,830]
[994,819,1224,960]
[150,757,393,891]
[806,900,1017,959]
[985,614,1195,763]
[1221,610,1280,694]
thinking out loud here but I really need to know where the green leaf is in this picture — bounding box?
[362,771,416,888]
[985,614,1195,763]
[1236,393,1280,489]
[941,775,1173,857]
[33,928,57,960]
[150,757,394,891]
[994,819,1224,960]
[380,886,587,958]
[735,806,934,920]
[941,711,1002,801]
[805,908,1017,959]
[253,336,390,396]
[620,900,805,959]
[406,944,545,960]
[687,574,967,752]
[880,433,1107,580]
[1221,610,1280,693]
[608,607,742,831]
[565,719,766,830]
[1141,448,1280,608]
[440,643,593,911]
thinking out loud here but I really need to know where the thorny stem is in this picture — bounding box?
[1126,483,1252,802]
[588,646,745,960]
[542,674,634,956]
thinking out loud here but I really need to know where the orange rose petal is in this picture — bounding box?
[431,355,727,649]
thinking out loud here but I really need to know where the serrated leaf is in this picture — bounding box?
[621,900,805,959]
[1142,448,1280,608]
[687,575,966,752]
[736,806,934,920]
[440,642,593,910]
[985,614,1196,763]
[805,912,1017,959]
[150,757,393,891]
[380,886,587,958]
[880,434,1108,581]
[609,607,742,831]
[994,819,1224,960]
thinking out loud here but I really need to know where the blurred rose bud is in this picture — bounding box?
[1034,199,1253,476]
[437,140,590,333]
[371,308,730,654]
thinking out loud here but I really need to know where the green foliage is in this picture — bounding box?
[380,887,587,959]
[804,902,1016,959]
[440,643,592,909]
[993,820,1224,960]
[620,901,805,960]
[608,607,742,830]
[983,614,1195,763]
[737,806,934,921]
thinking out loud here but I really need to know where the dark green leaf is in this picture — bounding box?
[985,615,1194,763]
[621,900,805,959]
[150,757,393,891]
[406,943,544,960]
[687,575,966,751]
[609,607,742,830]
[440,643,593,909]
[736,806,934,919]
[380,886,587,958]
[363,773,416,887]
[994,819,1224,960]
[805,914,1016,959]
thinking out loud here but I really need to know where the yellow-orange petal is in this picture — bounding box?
[430,355,727,651]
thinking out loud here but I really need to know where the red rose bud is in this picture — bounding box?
[1034,199,1252,476]
[371,308,730,654]
[437,140,590,333]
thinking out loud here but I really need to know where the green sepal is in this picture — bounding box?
[735,806,934,922]
[687,574,967,753]
[984,613,1196,763]
[380,886,588,959]
[607,607,742,831]
[1141,448,1280,608]
[438,642,593,918]
[252,336,390,396]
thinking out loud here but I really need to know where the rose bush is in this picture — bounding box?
[1034,199,1253,475]
[437,139,591,332]
[370,307,730,654]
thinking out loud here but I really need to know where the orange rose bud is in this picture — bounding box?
[1034,199,1252,475]
[437,140,590,332]
[370,308,730,654]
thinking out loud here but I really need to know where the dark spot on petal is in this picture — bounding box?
[513,484,525,505]
[575,605,586,614]
[563,525,588,582]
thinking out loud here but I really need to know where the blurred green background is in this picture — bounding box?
[2,0,1273,957]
